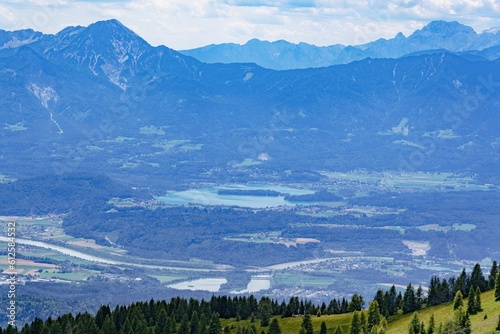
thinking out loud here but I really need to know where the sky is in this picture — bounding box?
[0,0,499,50]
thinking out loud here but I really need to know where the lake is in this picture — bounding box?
[231,275,271,294]
[157,184,314,208]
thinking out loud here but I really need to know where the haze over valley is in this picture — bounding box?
[1,17,500,331]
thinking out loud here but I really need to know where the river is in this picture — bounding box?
[0,237,220,272]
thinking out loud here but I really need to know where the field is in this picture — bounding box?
[298,205,404,218]
[319,171,493,192]
[238,158,262,166]
[221,313,354,333]
[224,232,319,248]
[0,215,230,287]
[273,273,336,288]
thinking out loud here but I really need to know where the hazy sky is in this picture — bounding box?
[1,0,499,50]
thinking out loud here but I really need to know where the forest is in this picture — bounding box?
[1,262,499,334]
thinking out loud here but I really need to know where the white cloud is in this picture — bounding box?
[0,6,17,26]
[0,0,499,49]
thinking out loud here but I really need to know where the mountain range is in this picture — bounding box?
[2,20,500,323]
[180,20,500,70]
[1,19,500,188]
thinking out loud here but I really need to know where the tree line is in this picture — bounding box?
[2,262,499,334]
[0,293,367,334]
[373,261,499,317]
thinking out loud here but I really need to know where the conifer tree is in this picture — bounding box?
[495,273,500,301]
[381,292,390,317]
[268,318,281,334]
[374,290,385,314]
[41,321,51,334]
[30,317,44,334]
[403,284,416,314]
[300,314,313,334]
[497,314,500,331]
[470,263,487,292]
[462,311,471,334]
[416,285,424,309]
[190,311,200,334]
[341,298,349,313]
[467,286,476,314]
[387,284,399,315]
[349,294,365,312]
[335,326,344,334]
[489,261,498,290]
[349,311,361,334]
[99,316,117,334]
[209,313,222,334]
[396,292,403,312]
[259,302,271,327]
[408,312,420,334]
[74,312,99,334]
[113,305,126,332]
[95,305,111,329]
[50,321,63,334]
[427,277,440,306]
[427,314,435,334]
[179,313,190,334]
[440,279,451,303]
[454,269,469,297]
[448,307,471,334]
[132,316,148,334]
[453,291,463,310]
[319,321,327,334]
[360,312,368,334]
[166,316,177,334]
[474,286,481,312]
[367,301,381,331]
[4,325,17,334]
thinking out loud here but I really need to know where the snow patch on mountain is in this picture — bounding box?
[392,118,409,136]
[26,83,64,134]
[243,72,253,81]
[0,36,39,50]
[26,83,59,108]
[1,69,17,77]
[101,62,128,89]
[111,38,142,63]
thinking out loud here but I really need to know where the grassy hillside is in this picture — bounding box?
[386,290,500,334]
[222,313,353,333]
[222,290,500,333]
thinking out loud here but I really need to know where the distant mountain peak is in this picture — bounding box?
[36,19,153,89]
[0,28,43,50]
[88,18,126,30]
[395,32,405,39]
[84,19,148,45]
[482,27,500,35]
[414,20,476,37]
